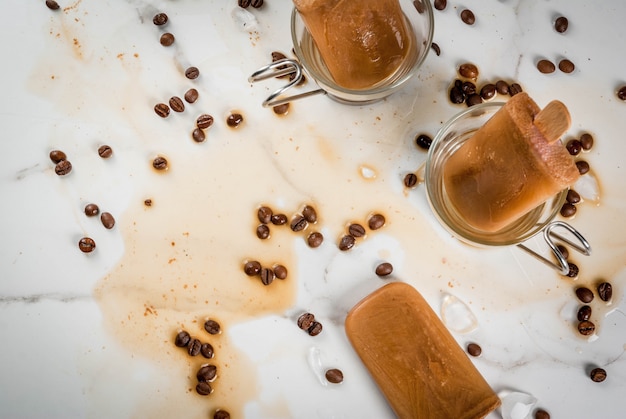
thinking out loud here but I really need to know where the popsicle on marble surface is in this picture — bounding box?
[345,282,501,419]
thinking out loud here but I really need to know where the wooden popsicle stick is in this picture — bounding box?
[534,100,571,144]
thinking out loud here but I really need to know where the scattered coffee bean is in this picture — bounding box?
[348,223,366,238]
[196,382,213,395]
[617,86,626,101]
[415,133,433,150]
[576,160,590,175]
[244,260,262,276]
[404,173,418,188]
[461,81,476,96]
[46,0,60,10]
[260,267,274,285]
[256,224,270,240]
[449,86,465,104]
[297,313,315,330]
[307,232,324,248]
[368,213,386,230]
[184,88,199,103]
[433,0,446,11]
[271,51,287,63]
[467,342,482,357]
[565,262,579,278]
[192,128,206,143]
[577,320,595,336]
[153,13,168,26]
[597,282,612,302]
[575,287,594,303]
[152,156,168,170]
[566,139,582,155]
[174,330,191,347]
[325,368,344,384]
[49,149,67,163]
[375,262,393,277]
[160,33,175,46]
[566,189,581,204]
[535,408,551,419]
[84,203,99,216]
[197,364,217,382]
[273,264,288,279]
[188,338,202,356]
[185,66,200,79]
[509,83,523,96]
[302,205,318,223]
[154,103,170,118]
[554,16,568,33]
[290,214,308,232]
[78,237,96,253]
[226,113,244,128]
[200,343,214,359]
[169,96,185,113]
[590,367,607,382]
[460,9,475,25]
[577,305,591,322]
[308,321,323,336]
[579,133,594,151]
[480,83,496,100]
[251,0,263,8]
[144,199,152,207]
[271,213,288,225]
[431,42,441,56]
[100,212,115,229]
[495,80,509,95]
[204,319,221,335]
[560,203,576,217]
[466,94,483,107]
[55,160,72,176]
[459,63,479,80]
[537,59,556,74]
[196,114,214,129]
[338,234,356,251]
[558,59,575,73]
[98,145,113,158]
[238,0,251,8]
[273,103,290,115]
[556,244,569,260]
[257,206,273,224]
[214,410,230,419]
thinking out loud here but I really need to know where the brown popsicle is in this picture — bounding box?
[345,282,500,419]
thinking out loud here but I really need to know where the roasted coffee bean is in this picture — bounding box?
[271,51,287,62]
[307,232,324,248]
[467,342,482,357]
[577,320,595,336]
[273,103,290,115]
[404,173,418,188]
[415,133,432,150]
[196,382,213,395]
[174,330,191,347]
[580,133,594,150]
[226,113,243,128]
[192,128,206,143]
[188,338,202,356]
[196,114,214,129]
[184,88,199,103]
[152,156,168,170]
[200,343,214,359]
[49,149,67,163]
[78,237,96,253]
[257,206,273,224]
[290,214,308,232]
[537,59,556,74]
[618,86,626,101]
[214,410,231,419]
[256,224,270,240]
[495,80,509,95]
[325,368,344,384]
[535,409,551,419]
[449,86,465,104]
[160,33,175,46]
[273,264,288,279]
[556,244,569,260]
[461,81,476,95]
[566,189,581,204]
[251,0,263,7]
[84,203,99,217]
[98,145,113,158]
[413,0,426,13]
[260,267,274,285]
[459,63,479,80]
[375,262,393,277]
[566,139,582,155]
[197,364,217,382]
[509,83,523,96]
[433,0,446,11]
[466,94,483,107]
[480,83,496,100]
[577,305,592,321]
[575,287,594,303]
[238,0,251,7]
[431,42,441,56]
[297,313,315,330]
[154,103,170,118]
[554,16,568,33]
[565,262,579,278]
[100,212,115,229]
[185,66,200,79]
[169,96,185,112]
[46,0,60,10]
[576,160,590,175]
[153,13,168,26]
[244,260,262,276]
[204,319,221,335]
[144,199,152,207]
[55,160,72,176]
[338,234,355,251]
[308,321,323,336]
[271,213,288,225]
[597,282,613,302]
[302,205,318,223]
[460,9,475,25]
[368,213,386,230]
[558,59,575,74]
[348,223,366,238]
[590,367,607,382]
[560,203,576,217]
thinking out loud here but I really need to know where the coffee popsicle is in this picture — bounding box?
[345,282,501,419]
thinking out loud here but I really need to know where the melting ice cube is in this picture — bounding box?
[441,294,478,334]
[499,391,538,419]
[231,7,259,32]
